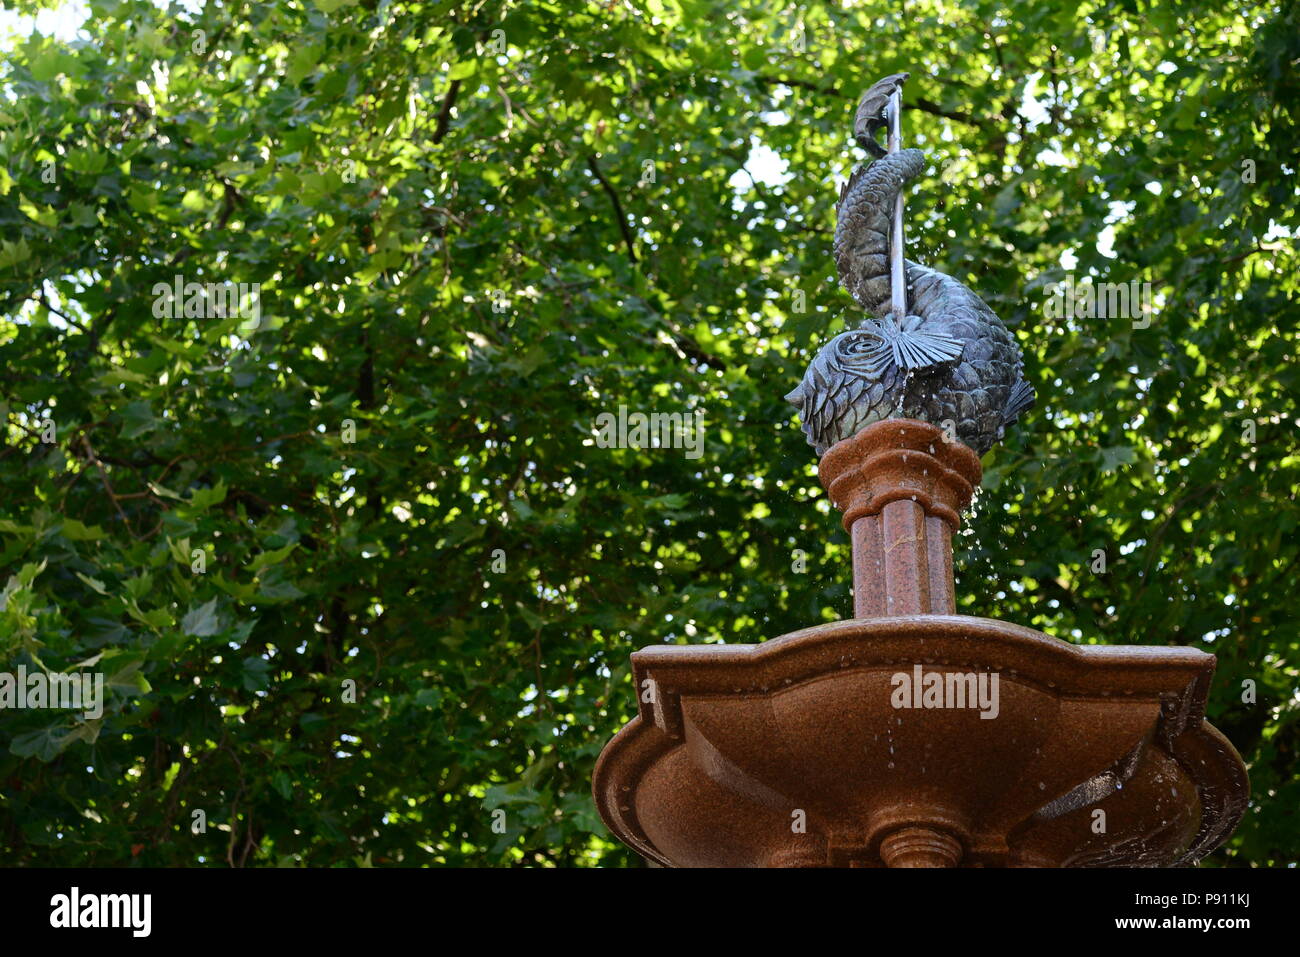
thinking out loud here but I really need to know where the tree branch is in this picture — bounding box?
[754,74,838,95]
[79,435,139,539]
[585,154,638,265]
[752,75,992,129]
[433,79,461,144]
[36,287,90,334]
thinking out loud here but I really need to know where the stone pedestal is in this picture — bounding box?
[593,419,1249,867]
[821,420,980,617]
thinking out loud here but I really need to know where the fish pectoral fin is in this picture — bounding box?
[1003,378,1036,425]
[871,319,963,371]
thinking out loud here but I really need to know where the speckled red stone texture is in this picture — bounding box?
[593,419,1249,866]
[820,419,981,616]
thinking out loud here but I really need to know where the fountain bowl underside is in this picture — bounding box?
[593,616,1248,867]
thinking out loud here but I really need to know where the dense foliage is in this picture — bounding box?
[0,0,1296,866]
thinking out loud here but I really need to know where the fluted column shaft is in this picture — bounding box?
[818,420,982,619]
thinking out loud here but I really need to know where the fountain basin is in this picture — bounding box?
[593,615,1248,867]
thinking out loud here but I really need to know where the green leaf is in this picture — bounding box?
[29,48,82,82]
[61,518,105,541]
[241,656,272,692]
[18,197,59,229]
[256,566,306,602]
[1100,446,1137,472]
[646,493,688,509]
[516,602,546,630]
[483,782,540,810]
[271,771,293,799]
[10,725,69,762]
[298,712,328,734]
[190,480,228,511]
[17,559,47,588]
[0,238,32,269]
[287,45,323,84]
[448,59,478,81]
[75,572,109,595]
[107,659,152,695]
[118,400,157,439]
[181,598,221,636]
[65,720,103,746]
[248,542,297,572]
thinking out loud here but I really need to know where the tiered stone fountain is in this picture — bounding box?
[592,74,1248,868]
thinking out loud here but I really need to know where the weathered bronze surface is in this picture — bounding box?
[786,77,1035,456]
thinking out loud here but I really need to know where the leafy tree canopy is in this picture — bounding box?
[0,0,1296,865]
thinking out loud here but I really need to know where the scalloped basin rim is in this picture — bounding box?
[634,615,1216,666]
[595,614,1248,866]
[629,616,1218,720]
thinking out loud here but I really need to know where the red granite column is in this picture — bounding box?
[819,420,982,619]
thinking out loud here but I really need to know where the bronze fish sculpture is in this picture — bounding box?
[786,79,1034,456]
